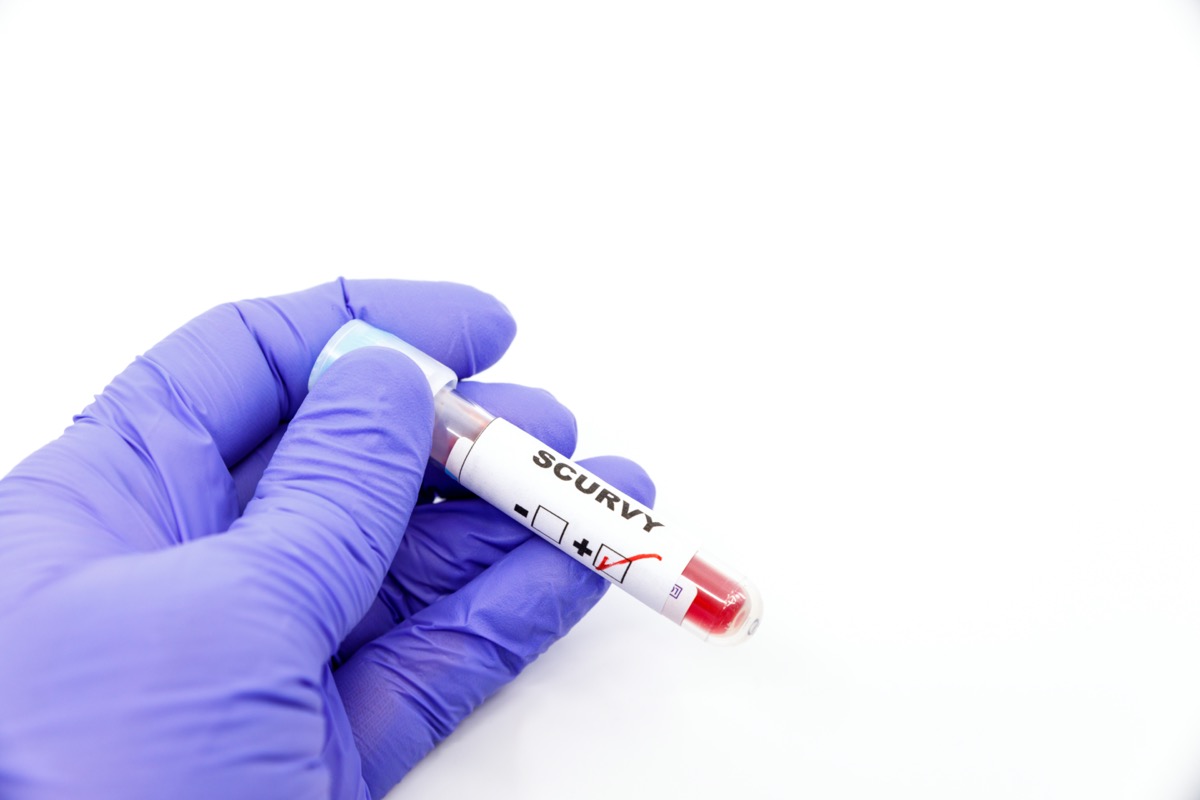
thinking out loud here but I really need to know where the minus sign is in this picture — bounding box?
[514,504,529,517]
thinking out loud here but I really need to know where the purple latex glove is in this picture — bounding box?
[0,279,655,799]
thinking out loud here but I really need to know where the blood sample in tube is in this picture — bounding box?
[310,320,763,645]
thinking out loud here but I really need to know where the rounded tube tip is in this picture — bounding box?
[679,551,763,646]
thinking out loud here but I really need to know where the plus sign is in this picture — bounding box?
[572,538,593,557]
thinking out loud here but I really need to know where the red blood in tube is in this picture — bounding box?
[681,554,750,636]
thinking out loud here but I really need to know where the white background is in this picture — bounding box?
[2,2,1200,798]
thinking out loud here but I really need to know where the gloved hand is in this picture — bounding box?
[0,279,654,799]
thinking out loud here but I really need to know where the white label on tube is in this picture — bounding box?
[450,419,698,618]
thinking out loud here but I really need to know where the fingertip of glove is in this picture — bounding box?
[535,390,579,457]
[575,455,657,507]
[343,280,518,377]
[453,286,517,375]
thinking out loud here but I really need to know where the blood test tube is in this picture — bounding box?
[309,320,763,645]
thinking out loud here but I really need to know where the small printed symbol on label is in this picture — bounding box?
[514,504,529,518]
[669,584,683,599]
[572,538,593,557]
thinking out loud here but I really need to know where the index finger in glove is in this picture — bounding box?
[83,278,515,468]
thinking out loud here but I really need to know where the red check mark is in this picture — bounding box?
[597,553,663,571]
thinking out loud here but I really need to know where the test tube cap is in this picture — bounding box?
[308,320,458,397]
